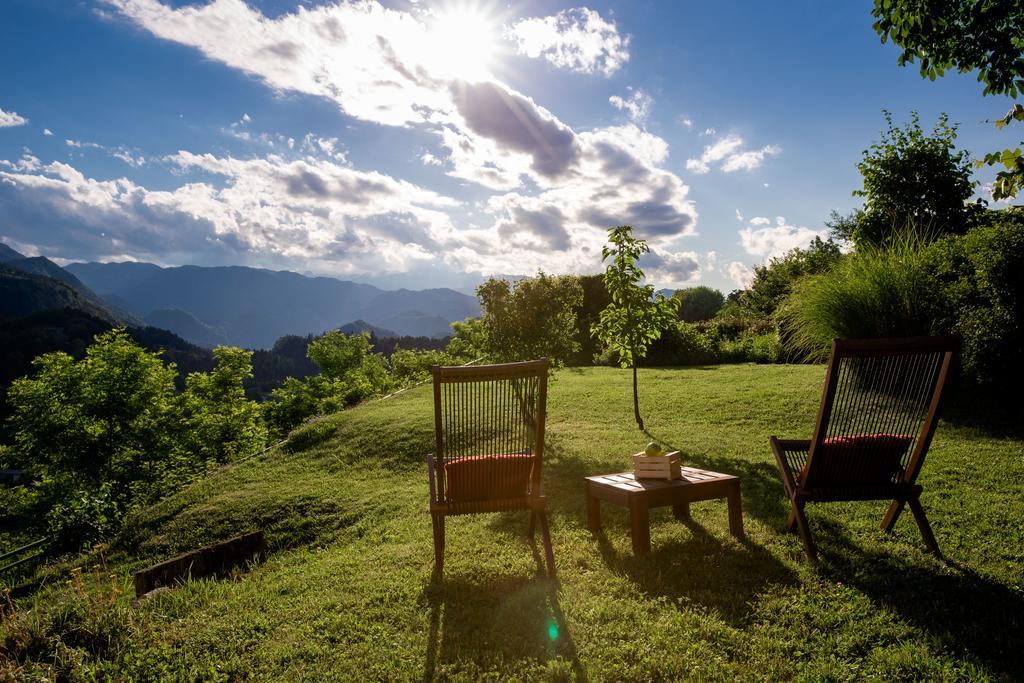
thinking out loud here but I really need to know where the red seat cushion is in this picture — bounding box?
[803,433,914,486]
[444,454,535,502]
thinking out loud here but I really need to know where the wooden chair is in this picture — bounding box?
[771,336,958,561]
[427,359,555,577]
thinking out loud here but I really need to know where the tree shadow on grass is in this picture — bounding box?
[421,568,586,682]
[810,520,1024,679]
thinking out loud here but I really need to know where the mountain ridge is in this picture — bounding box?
[66,260,480,347]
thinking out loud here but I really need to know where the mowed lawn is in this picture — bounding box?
[10,365,1024,681]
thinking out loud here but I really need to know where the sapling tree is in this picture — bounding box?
[593,226,679,430]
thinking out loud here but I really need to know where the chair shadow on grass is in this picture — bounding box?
[590,513,796,626]
[523,437,797,625]
[421,566,586,682]
[808,519,1024,679]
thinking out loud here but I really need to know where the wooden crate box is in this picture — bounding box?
[632,451,681,480]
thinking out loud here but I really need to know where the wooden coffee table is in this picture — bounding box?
[585,467,744,555]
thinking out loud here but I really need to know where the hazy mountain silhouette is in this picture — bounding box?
[144,308,230,349]
[66,261,480,348]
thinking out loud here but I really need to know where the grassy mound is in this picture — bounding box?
[4,366,1023,680]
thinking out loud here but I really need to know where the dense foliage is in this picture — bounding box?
[673,286,725,322]
[872,0,1024,200]
[851,111,976,247]
[3,330,265,547]
[475,272,583,366]
[726,237,843,319]
[782,209,1024,392]
[593,226,679,430]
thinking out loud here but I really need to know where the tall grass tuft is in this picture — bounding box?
[779,232,934,361]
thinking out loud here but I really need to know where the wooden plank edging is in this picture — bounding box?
[133,530,265,598]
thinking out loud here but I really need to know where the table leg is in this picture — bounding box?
[586,487,601,532]
[672,502,691,522]
[727,482,745,539]
[628,496,651,556]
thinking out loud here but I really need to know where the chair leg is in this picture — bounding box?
[790,500,818,562]
[537,510,556,578]
[784,506,798,533]
[431,513,445,574]
[527,510,536,539]
[907,497,942,557]
[880,499,906,533]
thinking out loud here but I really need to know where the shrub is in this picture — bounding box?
[781,210,1023,392]
[731,237,844,318]
[643,322,719,367]
[779,234,934,361]
[920,210,1024,390]
[477,272,583,366]
[389,348,454,387]
[46,483,123,552]
[673,286,725,322]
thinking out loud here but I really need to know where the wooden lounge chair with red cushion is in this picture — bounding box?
[771,336,959,561]
[427,359,554,576]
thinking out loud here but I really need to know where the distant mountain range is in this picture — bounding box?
[66,261,480,347]
[0,243,462,400]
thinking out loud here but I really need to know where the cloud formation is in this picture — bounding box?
[686,134,779,174]
[45,1,699,286]
[609,89,652,123]
[0,108,28,127]
[739,216,824,260]
[506,7,630,76]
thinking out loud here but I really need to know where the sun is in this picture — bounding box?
[427,6,498,81]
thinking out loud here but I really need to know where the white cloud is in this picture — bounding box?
[735,209,744,221]
[680,117,694,130]
[0,108,28,127]
[739,216,824,260]
[704,250,717,272]
[609,89,652,123]
[420,152,443,166]
[749,216,770,226]
[727,261,753,288]
[721,144,780,172]
[701,127,716,136]
[0,150,460,275]
[506,7,630,76]
[685,135,743,174]
[96,1,699,278]
[686,133,779,174]
[65,139,103,149]
[42,128,53,136]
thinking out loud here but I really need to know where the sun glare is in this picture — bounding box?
[428,7,497,81]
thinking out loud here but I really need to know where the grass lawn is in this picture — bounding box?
[4,365,1023,681]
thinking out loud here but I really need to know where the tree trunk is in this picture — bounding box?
[632,363,644,430]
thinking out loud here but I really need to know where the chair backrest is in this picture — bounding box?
[432,359,548,504]
[802,336,958,490]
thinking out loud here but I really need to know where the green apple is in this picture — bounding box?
[644,441,663,456]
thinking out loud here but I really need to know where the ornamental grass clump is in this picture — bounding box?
[779,231,933,361]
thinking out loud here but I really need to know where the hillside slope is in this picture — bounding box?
[9,366,1022,680]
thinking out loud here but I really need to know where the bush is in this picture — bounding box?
[920,210,1024,390]
[642,322,719,366]
[46,483,123,552]
[781,210,1023,392]
[779,234,934,361]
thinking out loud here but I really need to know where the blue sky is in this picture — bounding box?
[0,0,1016,293]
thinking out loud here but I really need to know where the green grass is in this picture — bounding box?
[5,365,1024,681]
